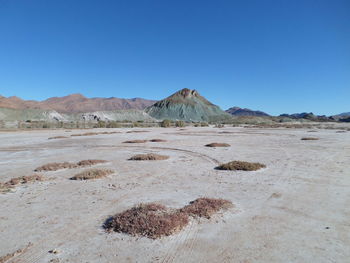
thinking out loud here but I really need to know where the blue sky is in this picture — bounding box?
[0,0,349,115]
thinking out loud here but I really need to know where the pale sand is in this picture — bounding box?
[0,126,349,263]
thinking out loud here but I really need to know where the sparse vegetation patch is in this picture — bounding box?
[104,203,189,239]
[301,137,319,140]
[77,159,108,166]
[34,162,78,172]
[129,153,169,161]
[216,161,266,171]
[70,169,114,180]
[181,198,233,219]
[205,143,230,147]
[123,140,148,143]
[48,136,69,140]
[149,139,167,142]
[0,175,43,194]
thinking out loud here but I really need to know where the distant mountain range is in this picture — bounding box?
[225,107,269,117]
[0,94,156,114]
[0,92,348,122]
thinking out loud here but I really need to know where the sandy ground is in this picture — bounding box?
[0,126,349,263]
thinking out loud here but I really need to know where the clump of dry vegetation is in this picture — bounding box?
[70,169,114,180]
[0,175,43,194]
[301,137,319,140]
[34,162,78,172]
[71,131,118,137]
[336,130,346,133]
[104,197,233,239]
[216,160,266,171]
[149,139,167,142]
[103,203,189,239]
[205,143,230,147]
[35,159,108,172]
[0,243,33,263]
[123,140,148,143]
[181,198,233,219]
[126,130,150,133]
[129,153,169,161]
[48,136,69,140]
[77,159,108,166]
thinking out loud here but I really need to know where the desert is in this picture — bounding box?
[1,124,349,262]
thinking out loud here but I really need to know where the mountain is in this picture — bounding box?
[279,112,332,122]
[0,94,156,113]
[226,106,269,117]
[145,88,232,122]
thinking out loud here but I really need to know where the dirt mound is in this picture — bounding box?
[34,162,78,172]
[77,160,108,166]
[216,161,266,171]
[301,137,319,140]
[129,153,169,161]
[205,143,230,147]
[103,203,189,239]
[149,139,167,142]
[0,175,43,194]
[123,140,148,143]
[181,198,233,219]
[70,169,114,180]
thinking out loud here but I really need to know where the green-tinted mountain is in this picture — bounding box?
[145,89,232,122]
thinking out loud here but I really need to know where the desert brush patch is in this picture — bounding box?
[128,153,169,161]
[70,169,114,180]
[0,175,43,194]
[205,142,230,147]
[216,160,266,171]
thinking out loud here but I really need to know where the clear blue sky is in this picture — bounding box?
[0,0,349,115]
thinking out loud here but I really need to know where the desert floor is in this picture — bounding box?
[0,126,349,263]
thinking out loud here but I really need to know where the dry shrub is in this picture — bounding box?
[34,162,78,172]
[123,140,148,143]
[0,175,43,194]
[77,159,108,166]
[70,169,114,180]
[301,137,319,140]
[205,143,230,147]
[100,131,119,134]
[307,130,318,133]
[126,130,149,133]
[216,160,266,171]
[104,203,189,239]
[48,136,69,140]
[336,130,346,133]
[181,198,233,219]
[149,139,167,142]
[71,132,99,137]
[0,243,33,263]
[129,153,169,161]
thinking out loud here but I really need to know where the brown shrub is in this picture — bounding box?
[181,198,233,219]
[77,159,108,166]
[0,175,43,194]
[71,132,99,137]
[216,161,266,171]
[205,143,230,147]
[123,140,148,143]
[149,139,167,142]
[34,162,78,172]
[104,203,189,239]
[70,169,114,180]
[129,153,169,161]
[301,137,319,140]
[307,130,318,133]
[126,130,150,133]
[48,136,69,140]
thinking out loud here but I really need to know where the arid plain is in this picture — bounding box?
[0,125,349,263]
